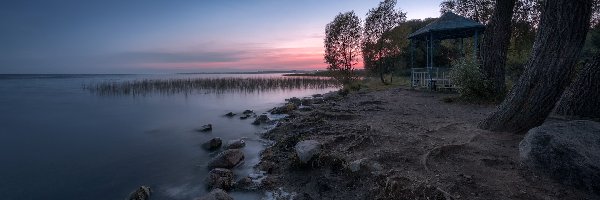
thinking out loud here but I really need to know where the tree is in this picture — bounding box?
[480,0,517,98]
[440,0,495,23]
[362,0,406,84]
[479,0,593,132]
[554,54,600,119]
[324,11,363,85]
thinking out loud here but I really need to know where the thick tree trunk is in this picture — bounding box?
[479,0,592,133]
[555,54,600,118]
[481,0,517,97]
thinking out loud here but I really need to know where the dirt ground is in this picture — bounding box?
[257,87,598,200]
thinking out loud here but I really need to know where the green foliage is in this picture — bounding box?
[448,58,494,100]
[324,11,362,85]
[362,0,406,82]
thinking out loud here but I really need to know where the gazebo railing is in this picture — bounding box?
[411,67,455,90]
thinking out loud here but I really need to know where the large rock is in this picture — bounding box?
[128,186,151,200]
[202,138,223,151]
[295,140,321,163]
[195,189,233,200]
[225,139,245,149]
[208,149,245,169]
[520,120,600,193]
[206,168,234,190]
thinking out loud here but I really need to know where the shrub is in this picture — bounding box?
[448,58,494,100]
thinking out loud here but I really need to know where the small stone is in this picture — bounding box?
[252,114,271,125]
[234,177,254,190]
[242,110,254,115]
[208,149,245,169]
[224,112,236,117]
[195,189,233,200]
[128,186,151,200]
[295,140,321,163]
[206,168,234,190]
[225,139,246,149]
[202,138,222,151]
[199,124,213,132]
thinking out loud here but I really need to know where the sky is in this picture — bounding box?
[0,0,443,74]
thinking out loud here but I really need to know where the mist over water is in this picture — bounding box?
[0,73,337,200]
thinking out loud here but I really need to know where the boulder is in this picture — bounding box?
[208,149,245,169]
[202,138,223,151]
[252,114,271,125]
[520,120,600,193]
[199,124,213,132]
[225,139,246,149]
[295,140,321,163]
[128,186,151,200]
[195,189,233,200]
[206,168,234,190]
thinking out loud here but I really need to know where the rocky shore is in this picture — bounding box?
[255,87,599,199]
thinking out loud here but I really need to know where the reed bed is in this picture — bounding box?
[84,77,340,96]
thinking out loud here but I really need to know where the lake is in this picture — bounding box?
[0,74,337,200]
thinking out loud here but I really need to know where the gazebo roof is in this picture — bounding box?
[408,12,485,41]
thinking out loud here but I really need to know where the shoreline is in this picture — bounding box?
[253,86,598,199]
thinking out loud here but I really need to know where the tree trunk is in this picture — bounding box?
[554,54,600,118]
[479,0,592,133]
[481,0,517,98]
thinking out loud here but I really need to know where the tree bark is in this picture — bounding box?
[479,0,592,133]
[481,0,517,98]
[554,54,600,118]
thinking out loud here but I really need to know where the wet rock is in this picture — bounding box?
[301,97,313,106]
[520,120,600,193]
[224,112,236,117]
[208,149,245,169]
[202,137,223,151]
[240,115,250,120]
[195,189,233,200]
[199,124,213,132]
[286,97,302,106]
[252,114,271,125]
[225,139,246,149]
[270,103,298,114]
[312,94,323,98]
[259,176,277,190]
[348,158,366,172]
[242,110,254,115]
[257,161,276,173]
[206,168,234,190]
[234,176,254,190]
[128,186,151,200]
[298,105,313,112]
[295,140,321,163]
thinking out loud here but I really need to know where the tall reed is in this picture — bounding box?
[83,77,340,96]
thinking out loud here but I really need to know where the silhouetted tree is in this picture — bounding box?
[479,0,593,132]
[480,0,517,98]
[362,0,406,84]
[324,11,363,84]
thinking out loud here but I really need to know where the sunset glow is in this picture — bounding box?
[0,0,443,73]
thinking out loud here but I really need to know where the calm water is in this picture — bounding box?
[0,74,336,200]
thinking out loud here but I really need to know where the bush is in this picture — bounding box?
[448,58,494,100]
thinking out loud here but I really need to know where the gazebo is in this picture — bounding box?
[408,12,485,90]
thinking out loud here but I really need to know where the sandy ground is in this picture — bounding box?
[257,87,598,200]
